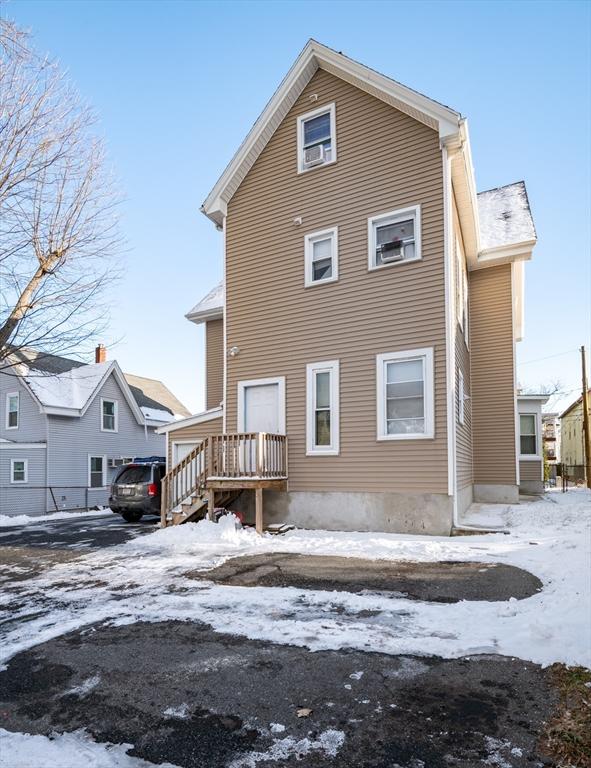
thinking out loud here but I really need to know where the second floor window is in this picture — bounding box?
[6,392,19,429]
[101,399,118,432]
[520,414,537,456]
[369,206,421,270]
[297,103,336,173]
[304,227,338,287]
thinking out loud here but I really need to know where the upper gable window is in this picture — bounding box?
[297,103,336,173]
[6,392,19,429]
[101,398,118,432]
[368,206,421,271]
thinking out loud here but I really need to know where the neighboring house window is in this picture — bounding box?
[368,206,421,271]
[88,455,106,488]
[377,348,434,440]
[10,459,28,483]
[520,414,537,456]
[6,392,19,429]
[304,227,338,287]
[306,360,340,455]
[458,370,465,426]
[101,398,118,432]
[297,103,336,173]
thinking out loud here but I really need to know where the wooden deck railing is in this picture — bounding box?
[161,433,287,522]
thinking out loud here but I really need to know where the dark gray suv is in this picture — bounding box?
[109,461,165,522]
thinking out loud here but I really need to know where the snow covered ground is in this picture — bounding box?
[0,508,112,527]
[1,489,589,766]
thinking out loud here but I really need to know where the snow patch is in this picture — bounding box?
[62,675,100,698]
[228,729,345,766]
[0,509,112,527]
[163,704,190,719]
[0,728,180,768]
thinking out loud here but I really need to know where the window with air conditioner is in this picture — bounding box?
[377,348,434,440]
[304,227,338,287]
[297,103,336,173]
[368,206,421,271]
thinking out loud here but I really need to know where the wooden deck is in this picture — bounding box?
[160,432,288,531]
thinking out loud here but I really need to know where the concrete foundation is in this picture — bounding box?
[519,480,544,495]
[473,484,519,504]
[456,485,474,517]
[230,490,453,536]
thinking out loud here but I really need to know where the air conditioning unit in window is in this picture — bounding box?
[108,457,125,468]
[303,144,325,168]
[378,239,404,262]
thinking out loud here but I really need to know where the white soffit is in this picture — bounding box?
[201,39,462,226]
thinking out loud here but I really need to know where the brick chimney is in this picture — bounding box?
[95,344,107,364]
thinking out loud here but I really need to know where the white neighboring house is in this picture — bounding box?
[0,347,189,516]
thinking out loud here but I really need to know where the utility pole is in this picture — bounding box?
[581,345,591,489]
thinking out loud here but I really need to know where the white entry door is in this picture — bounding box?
[239,377,285,434]
[172,441,199,465]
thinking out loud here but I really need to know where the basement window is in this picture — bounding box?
[368,206,421,270]
[297,103,336,173]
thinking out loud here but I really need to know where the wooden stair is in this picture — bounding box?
[167,490,241,527]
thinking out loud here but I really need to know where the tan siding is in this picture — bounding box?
[206,319,224,410]
[470,264,517,485]
[225,69,448,494]
[453,196,472,490]
[520,460,541,482]
[166,416,223,466]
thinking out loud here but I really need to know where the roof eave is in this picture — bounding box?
[201,39,461,226]
[471,239,536,271]
[185,307,224,325]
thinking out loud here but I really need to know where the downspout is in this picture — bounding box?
[222,215,227,434]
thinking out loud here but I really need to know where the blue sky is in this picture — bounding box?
[6,0,590,414]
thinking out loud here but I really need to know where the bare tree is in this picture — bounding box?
[0,17,122,369]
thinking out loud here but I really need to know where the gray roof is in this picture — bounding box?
[477,181,536,251]
[186,281,224,322]
[6,347,189,418]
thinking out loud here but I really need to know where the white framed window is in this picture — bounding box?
[519,414,537,457]
[88,455,106,488]
[306,360,339,455]
[456,235,469,342]
[101,398,118,432]
[368,206,421,271]
[376,348,434,440]
[458,370,465,426]
[10,458,28,483]
[304,227,338,287]
[297,102,336,173]
[6,392,19,430]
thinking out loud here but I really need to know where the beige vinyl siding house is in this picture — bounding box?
[160,40,538,534]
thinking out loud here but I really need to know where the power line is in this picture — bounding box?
[519,348,580,366]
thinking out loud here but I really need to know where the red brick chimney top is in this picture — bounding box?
[95,344,107,364]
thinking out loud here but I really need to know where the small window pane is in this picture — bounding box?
[387,359,423,383]
[315,409,331,446]
[312,258,332,281]
[385,358,425,435]
[103,401,115,430]
[90,456,104,488]
[315,371,330,409]
[304,113,331,146]
[520,414,535,434]
[376,219,414,247]
[8,410,18,428]
[387,397,424,420]
[312,238,332,261]
[387,417,425,435]
[520,435,536,455]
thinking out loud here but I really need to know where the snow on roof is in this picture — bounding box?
[186,281,223,321]
[140,406,179,423]
[477,181,536,251]
[24,362,112,410]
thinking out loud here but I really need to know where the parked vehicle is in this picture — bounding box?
[109,459,166,522]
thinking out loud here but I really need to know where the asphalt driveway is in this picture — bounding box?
[0,516,560,767]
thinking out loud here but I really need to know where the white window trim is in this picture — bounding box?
[376,347,434,441]
[458,370,465,426]
[10,458,28,484]
[237,377,286,435]
[88,454,107,488]
[296,102,337,174]
[304,227,339,287]
[5,391,19,430]
[519,412,541,460]
[368,205,422,272]
[306,360,340,456]
[100,398,118,432]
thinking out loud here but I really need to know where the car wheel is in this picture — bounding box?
[122,511,143,523]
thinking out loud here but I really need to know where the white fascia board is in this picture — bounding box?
[473,240,536,270]
[78,362,145,426]
[155,407,224,434]
[185,307,224,325]
[201,39,461,226]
